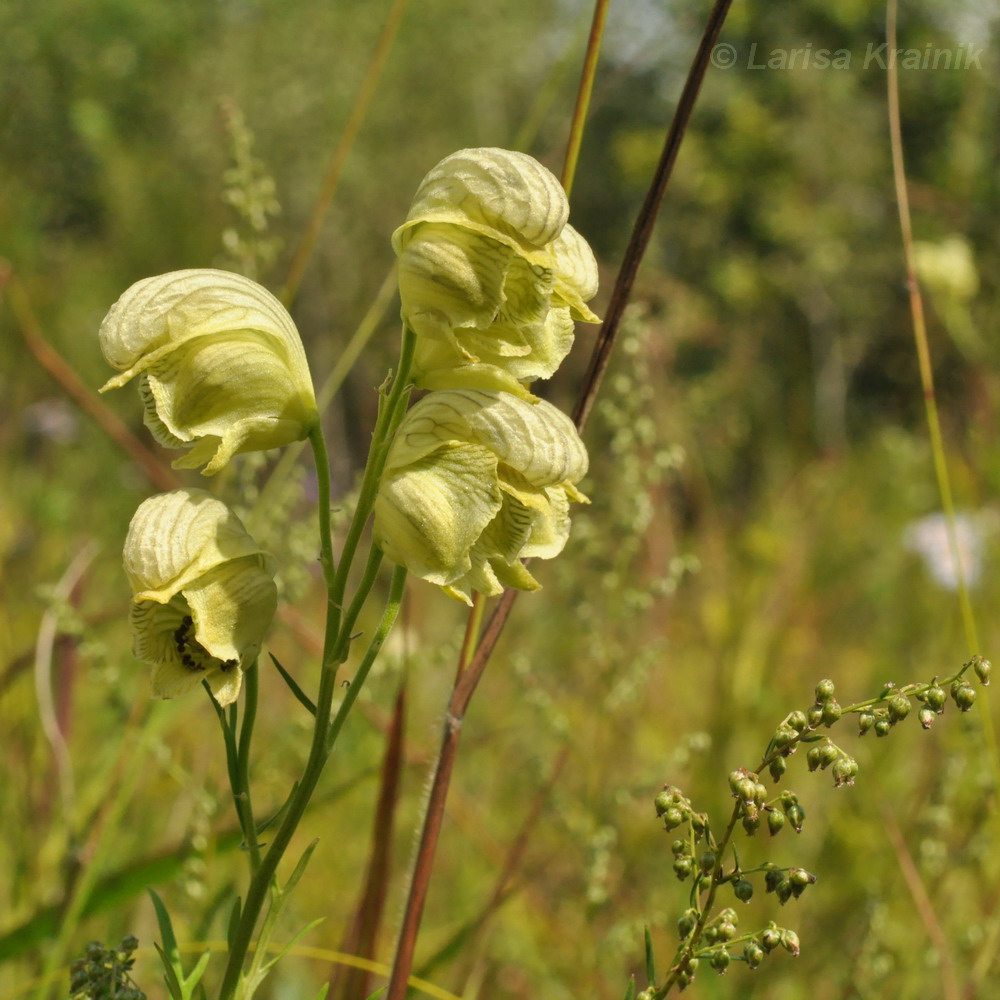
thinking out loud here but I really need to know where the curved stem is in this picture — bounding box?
[237,660,263,873]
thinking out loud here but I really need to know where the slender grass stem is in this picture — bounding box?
[561,0,609,198]
[237,661,263,873]
[885,0,998,777]
[282,0,411,307]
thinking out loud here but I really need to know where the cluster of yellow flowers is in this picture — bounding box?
[375,148,599,603]
[99,148,597,700]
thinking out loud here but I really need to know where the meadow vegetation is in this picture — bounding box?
[2,0,998,997]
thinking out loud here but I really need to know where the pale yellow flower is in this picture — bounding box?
[100,269,318,475]
[393,148,599,398]
[374,389,589,604]
[124,488,277,705]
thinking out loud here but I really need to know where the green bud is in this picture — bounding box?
[815,679,836,702]
[742,811,761,836]
[769,756,788,782]
[717,920,737,943]
[821,699,842,726]
[776,879,793,905]
[690,812,709,837]
[781,929,801,956]
[767,808,786,836]
[787,710,809,732]
[819,743,840,769]
[923,684,947,711]
[673,857,693,880]
[704,924,718,945]
[671,839,687,856]
[754,781,769,805]
[807,704,824,727]
[654,791,673,817]
[788,867,817,892]
[764,866,784,893]
[744,941,765,969]
[918,706,936,729]
[737,777,758,802]
[761,923,782,952]
[858,710,875,735]
[887,694,910,722]
[772,726,798,751]
[734,878,754,902]
[972,656,991,686]
[728,769,746,795]
[710,948,731,974]
[678,908,699,939]
[832,757,858,787]
[874,717,893,737]
[119,934,139,954]
[698,850,716,875]
[953,682,977,711]
[785,803,805,833]
[806,745,823,771]
[663,807,685,831]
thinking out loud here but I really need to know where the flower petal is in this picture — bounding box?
[393,148,569,257]
[124,489,264,602]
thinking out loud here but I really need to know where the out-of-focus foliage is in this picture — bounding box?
[2,0,1000,998]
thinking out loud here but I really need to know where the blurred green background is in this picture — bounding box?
[2,0,1000,997]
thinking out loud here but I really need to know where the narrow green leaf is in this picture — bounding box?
[622,976,636,1000]
[154,941,184,1000]
[312,986,331,1000]
[644,925,655,985]
[270,652,317,715]
[180,950,213,1000]
[148,888,179,960]
[283,838,320,895]
[259,916,326,976]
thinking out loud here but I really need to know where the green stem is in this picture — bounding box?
[327,563,407,753]
[329,325,415,623]
[334,543,386,665]
[237,661,263,873]
[309,422,337,594]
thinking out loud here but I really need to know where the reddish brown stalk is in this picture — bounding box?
[330,683,407,1000]
[385,3,733,995]
[1,261,181,493]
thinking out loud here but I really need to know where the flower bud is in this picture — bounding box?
[769,756,787,782]
[923,684,947,711]
[767,808,786,836]
[673,857,693,880]
[806,745,823,772]
[807,705,823,727]
[832,757,858,787]
[819,743,840,769]
[764,866,784,894]
[123,488,277,705]
[780,929,801,956]
[815,679,836,702]
[821,699,842,726]
[663,808,686,831]
[952,681,977,711]
[742,812,761,836]
[710,948,731,974]
[654,790,674,817]
[99,270,317,475]
[698,850,716,875]
[374,389,588,603]
[677,908,699,939]
[887,693,910,722]
[393,148,599,398]
[874,716,893,737]
[670,839,687,857]
[744,941,765,969]
[858,710,875,735]
[733,878,754,902]
[918,706,936,729]
[972,656,991,686]
[760,923,781,952]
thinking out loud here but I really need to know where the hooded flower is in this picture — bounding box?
[99,269,318,475]
[373,388,589,604]
[393,148,599,399]
[124,488,278,705]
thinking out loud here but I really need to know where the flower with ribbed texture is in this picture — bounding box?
[374,389,589,604]
[124,488,277,705]
[99,269,318,475]
[393,148,599,399]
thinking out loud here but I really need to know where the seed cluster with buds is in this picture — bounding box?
[641,658,990,996]
[70,937,146,1000]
